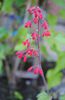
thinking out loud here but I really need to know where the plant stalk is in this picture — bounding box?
[37,20,49,94]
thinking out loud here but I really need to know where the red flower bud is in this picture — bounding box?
[25,21,32,28]
[27,66,33,72]
[33,17,38,24]
[39,69,43,76]
[42,21,48,29]
[23,56,27,62]
[23,39,30,47]
[34,67,39,74]
[16,51,23,59]
[31,32,38,40]
[42,31,51,37]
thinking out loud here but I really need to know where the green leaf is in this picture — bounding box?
[14,43,26,51]
[15,0,26,7]
[32,0,37,5]
[55,52,65,73]
[0,44,12,59]
[55,34,65,44]
[14,91,23,100]
[27,34,31,39]
[41,45,48,59]
[0,51,5,60]
[59,10,65,19]
[46,52,65,89]
[47,14,57,26]
[59,95,65,100]
[2,0,13,13]
[0,45,5,60]
[15,26,28,42]
[0,2,1,6]
[0,27,8,38]
[52,0,65,8]
[47,69,62,89]
[37,91,51,100]
[0,60,3,74]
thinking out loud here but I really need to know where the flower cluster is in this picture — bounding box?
[16,51,27,62]
[25,6,50,38]
[16,6,51,76]
[16,48,38,62]
[28,6,43,23]
[27,66,43,76]
[22,39,30,47]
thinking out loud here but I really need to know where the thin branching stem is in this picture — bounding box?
[37,20,49,94]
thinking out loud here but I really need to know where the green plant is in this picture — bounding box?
[14,91,23,100]
[37,91,51,100]
[45,30,65,89]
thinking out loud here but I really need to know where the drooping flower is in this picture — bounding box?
[16,51,23,59]
[27,66,43,76]
[39,13,43,19]
[22,39,30,47]
[27,66,33,72]
[31,32,38,40]
[27,48,38,56]
[42,21,48,30]
[25,21,32,28]
[33,50,38,56]
[33,17,39,24]
[27,49,33,56]
[28,6,35,14]
[39,69,43,76]
[28,6,41,14]
[33,67,39,74]
[23,56,27,62]
[34,67,43,76]
[16,51,27,62]
[42,31,51,37]
[37,6,41,13]
[28,6,43,24]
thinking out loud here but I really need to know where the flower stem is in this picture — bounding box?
[37,20,49,94]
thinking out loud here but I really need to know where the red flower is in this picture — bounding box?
[28,6,35,14]
[25,21,32,28]
[34,67,39,74]
[39,13,43,19]
[33,50,38,56]
[27,49,33,56]
[16,51,27,62]
[23,56,27,62]
[33,17,38,24]
[23,39,30,47]
[31,32,38,40]
[42,21,48,29]
[16,51,23,59]
[28,6,41,15]
[27,66,43,76]
[42,31,51,37]
[16,51,20,55]
[34,11,38,18]
[37,7,41,13]
[27,66,33,72]
[39,69,43,76]
[27,49,38,56]
[34,67,43,76]
[28,6,43,23]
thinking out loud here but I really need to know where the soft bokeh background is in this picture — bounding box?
[0,0,65,100]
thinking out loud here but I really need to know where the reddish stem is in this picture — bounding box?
[37,19,49,94]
